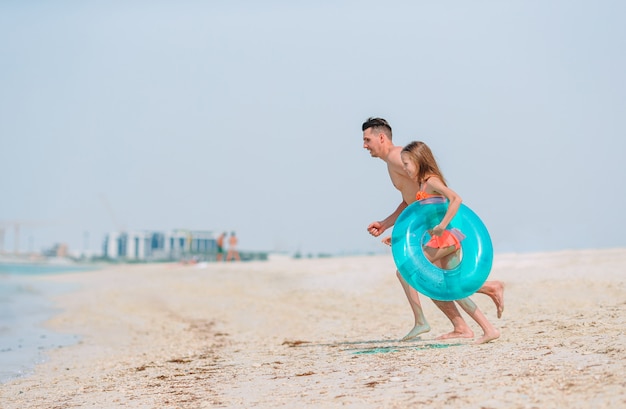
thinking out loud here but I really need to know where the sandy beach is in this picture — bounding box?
[1,248,625,408]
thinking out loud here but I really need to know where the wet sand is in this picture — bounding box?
[1,248,625,408]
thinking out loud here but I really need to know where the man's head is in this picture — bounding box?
[362,117,392,139]
[362,117,393,158]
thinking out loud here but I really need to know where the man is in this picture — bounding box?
[226,231,241,262]
[362,117,504,343]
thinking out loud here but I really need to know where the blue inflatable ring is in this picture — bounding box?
[391,197,493,301]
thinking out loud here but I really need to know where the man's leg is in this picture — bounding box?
[397,272,474,341]
[396,271,430,341]
[431,299,474,340]
[455,297,500,344]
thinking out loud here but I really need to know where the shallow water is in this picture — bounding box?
[0,263,92,383]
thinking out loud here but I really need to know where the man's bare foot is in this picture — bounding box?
[401,323,431,341]
[480,280,505,318]
[474,328,500,344]
[435,329,474,340]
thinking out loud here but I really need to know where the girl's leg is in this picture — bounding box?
[425,246,499,344]
[441,249,462,270]
[455,297,500,344]
[423,245,457,265]
[422,247,474,340]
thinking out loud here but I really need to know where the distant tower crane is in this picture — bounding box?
[0,220,47,254]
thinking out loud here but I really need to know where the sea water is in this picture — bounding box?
[0,263,94,383]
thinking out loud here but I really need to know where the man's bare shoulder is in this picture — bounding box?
[386,146,406,173]
[384,146,418,202]
[387,146,403,164]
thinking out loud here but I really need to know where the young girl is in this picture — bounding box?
[398,140,499,344]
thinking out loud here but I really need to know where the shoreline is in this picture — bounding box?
[1,248,625,408]
[0,266,86,384]
[0,277,80,384]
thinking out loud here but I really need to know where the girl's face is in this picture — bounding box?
[401,152,418,179]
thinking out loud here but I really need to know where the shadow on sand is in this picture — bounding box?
[282,338,466,355]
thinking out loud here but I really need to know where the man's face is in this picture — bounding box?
[363,128,382,158]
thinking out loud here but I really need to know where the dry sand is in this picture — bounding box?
[1,248,625,408]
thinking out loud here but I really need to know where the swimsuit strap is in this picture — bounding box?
[419,175,437,192]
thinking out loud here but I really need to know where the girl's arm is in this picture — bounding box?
[426,177,462,236]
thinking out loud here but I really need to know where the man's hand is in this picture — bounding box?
[367,221,385,237]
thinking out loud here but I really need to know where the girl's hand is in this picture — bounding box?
[382,236,392,246]
[423,177,462,235]
[431,224,445,237]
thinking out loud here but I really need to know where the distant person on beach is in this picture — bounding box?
[216,232,226,262]
[362,117,504,344]
[227,231,241,262]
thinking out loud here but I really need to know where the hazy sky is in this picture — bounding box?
[1,1,625,256]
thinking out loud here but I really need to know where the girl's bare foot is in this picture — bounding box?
[490,281,505,318]
[474,328,500,344]
[401,323,431,341]
[479,281,505,318]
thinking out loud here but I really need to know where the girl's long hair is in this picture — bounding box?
[401,141,447,187]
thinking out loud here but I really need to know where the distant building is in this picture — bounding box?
[103,229,217,262]
[42,242,70,258]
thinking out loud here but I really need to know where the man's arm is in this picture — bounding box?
[367,201,408,237]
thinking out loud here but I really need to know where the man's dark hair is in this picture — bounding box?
[362,117,392,140]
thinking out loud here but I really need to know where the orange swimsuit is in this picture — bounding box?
[416,190,439,201]
[416,183,465,251]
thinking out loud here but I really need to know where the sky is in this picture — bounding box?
[1,1,625,257]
